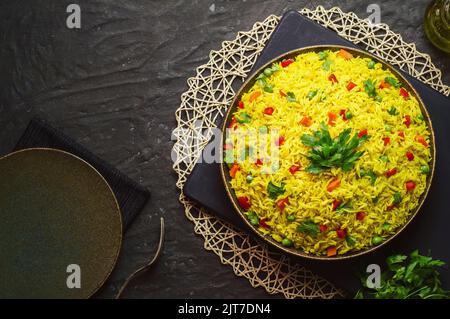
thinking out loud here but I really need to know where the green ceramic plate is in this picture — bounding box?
[0,148,122,298]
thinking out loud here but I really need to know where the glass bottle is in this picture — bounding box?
[424,0,450,53]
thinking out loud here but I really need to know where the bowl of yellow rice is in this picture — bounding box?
[220,45,435,260]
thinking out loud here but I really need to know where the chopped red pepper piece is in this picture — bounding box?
[281,59,294,68]
[259,218,270,228]
[327,179,341,192]
[289,164,301,175]
[404,115,411,128]
[416,135,428,147]
[382,137,390,146]
[332,199,342,211]
[379,80,391,89]
[346,82,357,91]
[358,129,368,138]
[249,91,262,102]
[228,116,238,129]
[255,158,263,166]
[385,168,398,177]
[406,151,414,161]
[405,180,416,191]
[320,224,328,233]
[275,136,285,147]
[276,197,289,211]
[299,116,313,127]
[398,131,405,139]
[237,196,251,211]
[399,87,410,99]
[279,89,287,97]
[327,246,337,257]
[336,228,347,239]
[229,163,240,178]
[328,74,338,84]
[238,100,244,109]
[263,107,274,115]
[339,109,348,121]
[328,112,337,126]
[223,143,233,150]
[387,204,396,211]
[356,211,366,221]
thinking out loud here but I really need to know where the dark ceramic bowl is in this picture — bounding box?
[220,45,436,261]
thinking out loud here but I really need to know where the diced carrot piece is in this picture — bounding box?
[299,116,313,127]
[416,135,429,147]
[327,179,341,192]
[229,163,240,178]
[249,91,262,102]
[379,80,391,89]
[328,112,337,126]
[337,49,353,60]
[238,101,245,109]
[327,246,337,257]
[279,89,287,97]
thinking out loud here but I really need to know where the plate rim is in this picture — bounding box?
[0,147,123,298]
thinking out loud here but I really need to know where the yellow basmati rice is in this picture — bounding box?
[226,49,432,256]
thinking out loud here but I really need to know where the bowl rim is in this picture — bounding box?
[219,44,436,261]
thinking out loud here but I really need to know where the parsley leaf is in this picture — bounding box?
[297,220,319,237]
[286,91,297,102]
[267,181,285,200]
[363,79,377,98]
[356,250,449,299]
[301,123,368,174]
[385,76,401,88]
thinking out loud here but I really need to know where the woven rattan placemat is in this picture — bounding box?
[172,6,450,299]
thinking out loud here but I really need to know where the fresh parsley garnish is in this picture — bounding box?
[306,90,318,100]
[318,50,329,60]
[387,106,399,115]
[322,59,333,71]
[361,169,377,185]
[267,181,285,200]
[286,91,297,102]
[301,123,368,174]
[363,79,377,98]
[297,220,319,237]
[356,250,449,299]
[385,76,401,88]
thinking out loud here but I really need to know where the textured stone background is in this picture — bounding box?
[0,0,448,298]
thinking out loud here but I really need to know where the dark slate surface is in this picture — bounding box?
[0,0,448,299]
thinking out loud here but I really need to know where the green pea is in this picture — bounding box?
[287,215,296,222]
[346,111,353,119]
[367,60,376,69]
[246,175,253,183]
[380,155,389,162]
[372,236,384,245]
[416,114,424,121]
[282,238,293,247]
[420,165,430,174]
[385,124,393,132]
[264,68,273,77]
[382,222,391,231]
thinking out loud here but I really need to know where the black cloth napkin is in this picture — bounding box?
[14,117,150,230]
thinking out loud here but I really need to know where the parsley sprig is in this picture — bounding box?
[356,250,449,299]
[301,123,368,174]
